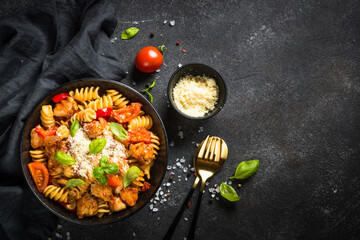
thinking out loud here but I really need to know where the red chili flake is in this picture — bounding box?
[182,49,186,53]
[169,173,172,175]
[176,41,180,45]
[187,202,191,208]
[216,186,219,189]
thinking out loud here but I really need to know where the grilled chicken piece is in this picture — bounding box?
[119,187,138,207]
[109,196,127,212]
[90,181,113,201]
[30,128,44,149]
[76,193,98,219]
[129,142,155,165]
[83,121,105,139]
[53,97,78,119]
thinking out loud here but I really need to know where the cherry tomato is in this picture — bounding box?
[135,46,163,73]
[141,181,151,192]
[52,93,70,103]
[28,162,49,192]
[128,127,152,143]
[96,107,113,119]
[35,125,57,138]
[111,103,142,123]
[107,174,121,187]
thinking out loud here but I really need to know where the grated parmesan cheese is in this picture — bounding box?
[172,75,219,117]
[67,127,129,178]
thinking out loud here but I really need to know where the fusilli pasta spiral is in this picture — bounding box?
[71,109,96,122]
[40,105,55,128]
[69,86,100,102]
[85,95,113,110]
[106,89,129,109]
[150,132,160,155]
[128,115,153,130]
[97,198,110,218]
[43,185,70,202]
[29,149,47,163]
[56,125,70,139]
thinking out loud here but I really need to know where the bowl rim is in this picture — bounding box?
[167,63,227,120]
[20,78,168,225]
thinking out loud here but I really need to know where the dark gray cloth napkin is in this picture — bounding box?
[0,0,126,239]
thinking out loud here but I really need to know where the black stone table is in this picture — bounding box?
[2,0,360,239]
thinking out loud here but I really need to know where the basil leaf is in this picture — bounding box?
[110,122,128,139]
[92,167,104,179]
[121,27,139,40]
[97,174,108,186]
[103,163,119,175]
[89,138,106,155]
[123,166,141,188]
[219,183,241,201]
[140,80,156,92]
[70,119,80,137]
[146,91,153,103]
[54,151,75,165]
[100,156,108,168]
[230,159,259,179]
[65,179,84,188]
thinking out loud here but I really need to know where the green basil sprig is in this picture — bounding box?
[123,166,141,188]
[219,183,241,202]
[140,80,155,103]
[110,122,128,139]
[121,27,139,39]
[230,159,259,179]
[92,156,119,186]
[88,138,106,155]
[65,179,84,188]
[54,151,75,165]
[70,119,80,137]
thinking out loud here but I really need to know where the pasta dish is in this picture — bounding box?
[28,86,160,219]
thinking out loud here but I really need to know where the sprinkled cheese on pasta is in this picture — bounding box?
[173,75,219,117]
[67,127,129,178]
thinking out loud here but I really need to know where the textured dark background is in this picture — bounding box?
[1,0,360,239]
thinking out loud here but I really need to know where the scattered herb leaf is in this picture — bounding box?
[65,179,84,188]
[121,27,139,40]
[140,80,156,92]
[123,166,141,188]
[88,138,106,155]
[92,156,119,186]
[158,44,167,54]
[220,183,241,201]
[54,151,75,165]
[70,120,79,137]
[110,122,128,139]
[230,159,259,179]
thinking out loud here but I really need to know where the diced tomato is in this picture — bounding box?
[52,93,70,103]
[98,117,108,125]
[35,125,58,138]
[141,181,151,192]
[111,103,142,123]
[128,127,152,143]
[107,174,121,187]
[28,162,49,192]
[58,201,77,213]
[96,108,113,119]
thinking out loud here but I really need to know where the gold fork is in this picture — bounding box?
[187,136,228,240]
[163,136,228,240]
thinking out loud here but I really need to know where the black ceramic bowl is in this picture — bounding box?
[20,79,168,225]
[167,63,227,120]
